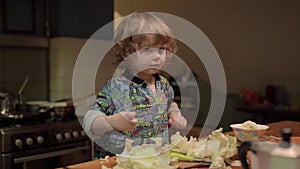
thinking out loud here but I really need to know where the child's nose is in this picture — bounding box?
[152,50,161,61]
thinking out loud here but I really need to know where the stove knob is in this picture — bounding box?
[64,132,71,140]
[80,130,86,137]
[37,136,44,144]
[72,131,79,138]
[26,137,33,146]
[56,133,63,141]
[15,139,23,148]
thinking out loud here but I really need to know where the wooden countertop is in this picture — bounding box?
[57,120,300,169]
[56,157,117,169]
[266,120,300,136]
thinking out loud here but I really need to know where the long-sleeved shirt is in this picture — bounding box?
[83,69,174,154]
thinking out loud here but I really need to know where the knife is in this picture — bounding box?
[170,152,211,163]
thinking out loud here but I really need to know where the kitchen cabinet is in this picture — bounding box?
[0,0,114,38]
[0,0,47,36]
[50,0,113,38]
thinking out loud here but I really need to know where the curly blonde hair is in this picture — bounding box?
[112,11,177,66]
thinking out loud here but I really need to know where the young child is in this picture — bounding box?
[83,11,187,157]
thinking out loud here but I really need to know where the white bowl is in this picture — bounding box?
[230,123,269,142]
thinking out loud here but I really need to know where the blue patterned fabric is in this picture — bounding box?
[93,69,174,154]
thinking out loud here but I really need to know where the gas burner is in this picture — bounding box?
[0,112,76,129]
[0,104,76,129]
[0,111,47,128]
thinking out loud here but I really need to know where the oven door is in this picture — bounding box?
[1,141,92,169]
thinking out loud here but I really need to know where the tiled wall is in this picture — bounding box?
[49,37,86,101]
[0,36,114,103]
[49,37,115,102]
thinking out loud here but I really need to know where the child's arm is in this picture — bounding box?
[94,111,137,134]
[168,102,187,130]
[84,110,138,137]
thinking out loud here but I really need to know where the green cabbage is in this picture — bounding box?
[170,128,237,169]
[105,128,236,169]
[111,137,178,169]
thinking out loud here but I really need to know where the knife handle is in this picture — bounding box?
[170,152,193,162]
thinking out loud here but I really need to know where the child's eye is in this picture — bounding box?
[159,47,166,51]
[139,47,166,55]
[158,47,167,54]
[143,48,150,52]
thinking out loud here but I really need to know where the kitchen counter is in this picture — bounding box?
[266,120,300,136]
[57,120,300,169]
[56,157,117,169]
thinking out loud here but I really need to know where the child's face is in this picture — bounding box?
[128,42,167,76]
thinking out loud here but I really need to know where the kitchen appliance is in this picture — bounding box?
[0,106,92,169]
[0,89,17,116]
[238,128,300,169]
[0,76,29,116]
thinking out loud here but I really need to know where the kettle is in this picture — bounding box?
[238,128,300,169]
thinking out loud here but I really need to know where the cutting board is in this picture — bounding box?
[62,160,206,169]
[56,157,117,169]
[57,158,207,169]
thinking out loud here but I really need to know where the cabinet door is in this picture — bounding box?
[50,0,113,38]
[1,0,46,36]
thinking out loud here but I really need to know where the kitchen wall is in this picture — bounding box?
[113,0,300,130]
[0,0,114,102]
[49,37,85,101]
[0,35,48,101]
[114,0,300,105]
[49,37,115,101]
[2,1,299,130]
[48,0,114,101]
[46,1,300,130]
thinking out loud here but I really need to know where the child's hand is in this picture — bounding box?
[168,102,187,129]
[169,111,187,130]
[105,112,138,131]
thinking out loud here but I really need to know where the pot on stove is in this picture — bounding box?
[25,100,75,119]
[24,101,52,113]
[238,128,300,169]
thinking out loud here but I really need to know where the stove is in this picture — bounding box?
[0,113,92,169]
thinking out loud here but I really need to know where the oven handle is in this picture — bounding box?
[14,145,90,164]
